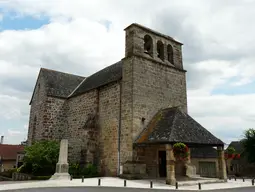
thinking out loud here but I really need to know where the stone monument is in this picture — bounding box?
[50,139,70,180]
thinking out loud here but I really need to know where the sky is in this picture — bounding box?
[0,0,254,145]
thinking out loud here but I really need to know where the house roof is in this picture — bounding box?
[69,61,122,97]
[228,141,244,154]
[191,147,218,158]
[0,144,24,160]
[135,107,224,147]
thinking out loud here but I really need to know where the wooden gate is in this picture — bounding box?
[199,161,217,178]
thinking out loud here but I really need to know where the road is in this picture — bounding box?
[1,186,254,192]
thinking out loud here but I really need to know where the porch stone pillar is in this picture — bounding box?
[217,146,227,181]
[166,144,176,185]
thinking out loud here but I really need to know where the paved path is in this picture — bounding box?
[0,177,254,191]
[0,186,254,192]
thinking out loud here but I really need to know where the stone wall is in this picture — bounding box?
[27,75,48,145]
[125,24,183,70]
[98,82,120,176]
[12,172,31,181]
[132,56,187,141]
[120,57,134,164]
[120,24,187,165]
[27,74,69,145]
[191,158,219,177]
[67,90,98,163]
[42,97,68,141]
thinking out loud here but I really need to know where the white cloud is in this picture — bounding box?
[0,0,254,144]
[0,95,28,120]
[8,129,22,136]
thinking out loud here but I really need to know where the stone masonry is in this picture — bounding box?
[27,23,225,179]
[120,24,187,165]
[28,23,187,176]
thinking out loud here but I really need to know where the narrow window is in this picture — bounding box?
[144,35,153,56]
[167,44,174,64]
[157,41,164,60]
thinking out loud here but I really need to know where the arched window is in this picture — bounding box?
[144,35,153,56]
[31,116,37,142]
[157,40,164,60]
[167,44,174,64]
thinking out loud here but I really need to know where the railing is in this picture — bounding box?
[12,172,31,181]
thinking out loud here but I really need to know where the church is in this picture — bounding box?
[27,23,227,184]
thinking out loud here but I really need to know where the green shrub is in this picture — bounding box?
[69,163,99,178]
[226,147,236,154]
[20,140,59,176]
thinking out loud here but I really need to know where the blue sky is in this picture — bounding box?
[211,79,255,95]
[0,10,49,31]
[0,13,49,144]
[0,0,254,145]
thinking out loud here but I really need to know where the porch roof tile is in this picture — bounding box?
[134,107,224,146]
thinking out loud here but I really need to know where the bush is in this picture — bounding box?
[20,140,60,176]
[69,163,99,178]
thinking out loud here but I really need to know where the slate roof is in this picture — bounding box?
[135,107,224,146]
[41,68,85,98]
[69,61,122,97]
[228,141,244,154]
[0,144,24,160]
[30,68,85,104]
[191,147,218,158]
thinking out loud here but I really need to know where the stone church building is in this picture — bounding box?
[27,23,227,184]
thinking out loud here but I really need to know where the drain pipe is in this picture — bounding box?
[117,81,122,176]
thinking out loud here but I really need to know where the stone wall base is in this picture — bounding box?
[50,173,70,180]
[120,161,148,179]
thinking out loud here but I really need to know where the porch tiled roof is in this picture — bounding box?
[135,107,224,146]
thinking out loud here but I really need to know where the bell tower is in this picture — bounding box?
[120,23,188,168]
[124,23,184,70]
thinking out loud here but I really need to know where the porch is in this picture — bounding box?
[121,107,227,185]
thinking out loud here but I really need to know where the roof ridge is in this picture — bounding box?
[68,77,87,98]
[41,67,85,78]
[134,109,165,143]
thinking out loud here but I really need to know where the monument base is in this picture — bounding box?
[51,139,70,180]
[50,172,70,180]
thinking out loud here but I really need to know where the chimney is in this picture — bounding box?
[0,136,3,144]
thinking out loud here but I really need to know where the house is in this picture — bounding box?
[226,141,243,176]
[0,136,24,171]
[27,23,227,184]
[226,141,255,177]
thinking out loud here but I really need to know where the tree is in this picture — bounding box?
[19,140,60,176]
[241,128,255,163]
